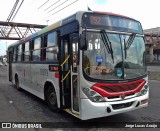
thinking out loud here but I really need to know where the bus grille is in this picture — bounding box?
[112,101,134,110]
[107,93,135,99]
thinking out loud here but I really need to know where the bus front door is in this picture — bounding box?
[59,33,79,113]
[70,33,79,113]
[60,35,71,109]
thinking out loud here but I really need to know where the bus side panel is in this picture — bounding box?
[12,63,16,85]
[30,63,60,106]
[19,63,33,93]
[29,63,45,99]
[45,65,60,108]
[12,62,60,105]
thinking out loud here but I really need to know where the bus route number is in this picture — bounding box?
[49,65,59,72]
[90,16,101,25]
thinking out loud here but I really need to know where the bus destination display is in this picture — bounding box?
[83,13,143,34]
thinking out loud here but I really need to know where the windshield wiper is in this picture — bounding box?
[100,30,114,63]
[125,33,136,50]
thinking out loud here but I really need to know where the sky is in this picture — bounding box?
[0,0,160,56]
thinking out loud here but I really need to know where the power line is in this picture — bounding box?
[38,0,49,9]
[7,0,20,22]
[2,0,24,36]
[51,0,78,15]
[42,0,78,21]
[44,0,60,11]
[47,0,68,13]
[2,0,20,32]
[11,0,24,22]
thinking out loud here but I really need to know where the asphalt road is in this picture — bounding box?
[0,65,159,131]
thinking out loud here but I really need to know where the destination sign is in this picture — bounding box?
[82,13,143,34]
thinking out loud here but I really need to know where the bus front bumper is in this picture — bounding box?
[80,93,148,120]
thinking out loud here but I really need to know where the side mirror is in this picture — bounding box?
[79,33,87,50]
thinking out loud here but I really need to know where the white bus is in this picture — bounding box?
[7,11,149,120]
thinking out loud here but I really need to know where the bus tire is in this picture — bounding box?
[47,86,58,112]
[15,75,21,91]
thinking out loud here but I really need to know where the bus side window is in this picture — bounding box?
[17,44,22,62]
[32,37,41,62]
[42,35,47,61]
[30,40,34,61]
[24,42,30,62]
[22,43,25,61]
[43,32,59,62]
[13,46,17,62]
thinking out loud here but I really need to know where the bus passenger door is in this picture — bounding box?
[59,35,71,108]
[70,33,79,113]
[59,33,79,113]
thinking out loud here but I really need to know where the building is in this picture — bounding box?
[144,27,160,63]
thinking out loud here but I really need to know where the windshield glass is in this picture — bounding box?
[122,35,146,79]
[83,31,146,81]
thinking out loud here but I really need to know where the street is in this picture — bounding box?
[0,65,160,131]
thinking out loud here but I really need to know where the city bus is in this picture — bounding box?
[7,11,149,120]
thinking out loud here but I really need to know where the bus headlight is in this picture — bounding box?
[82,87,106,102]
[138,84,149,96]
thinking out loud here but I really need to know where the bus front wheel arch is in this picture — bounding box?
[44,83,59,112]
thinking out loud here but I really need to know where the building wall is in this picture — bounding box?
[144,27,160,63]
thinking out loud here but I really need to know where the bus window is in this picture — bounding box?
[30,40,34,61]
[72,42,78,73]
[44,32,58,61]
[24,42,30,61]
[13,47,17,62]
[17,45,22,62]
[32,37,41,61]
[22,44,25,61]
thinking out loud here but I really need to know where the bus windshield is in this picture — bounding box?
[83,31,146,81]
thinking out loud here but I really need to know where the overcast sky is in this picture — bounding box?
[0,0,160,56]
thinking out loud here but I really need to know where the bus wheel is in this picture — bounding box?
[15,76,21,91]
[47,86,58,112]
